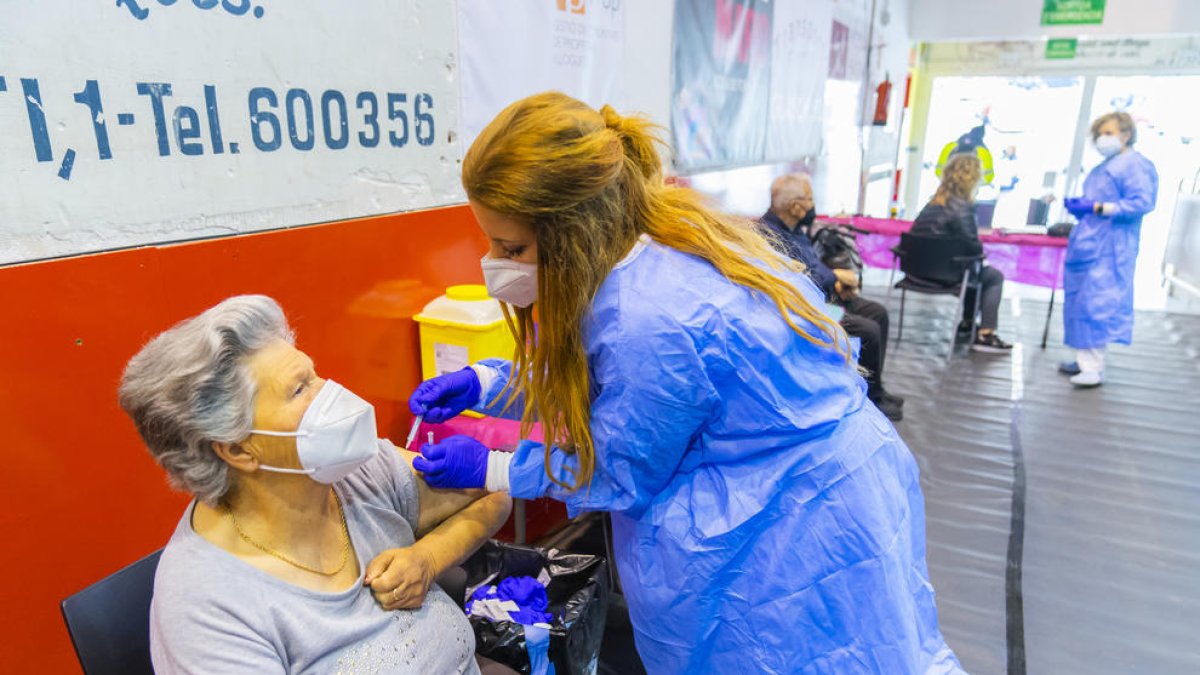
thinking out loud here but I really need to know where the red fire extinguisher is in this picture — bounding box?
[873,75,892,126]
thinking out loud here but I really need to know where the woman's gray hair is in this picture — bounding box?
[118,295,294,504]
[769,173,812,216]
[1091,111,1137,146]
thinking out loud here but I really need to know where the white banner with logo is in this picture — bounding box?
[0,0,461,265]
[671,0,775,172]
[457,0,625,154]
[766,0,833,160]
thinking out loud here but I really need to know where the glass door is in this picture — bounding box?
[919,76,1086,228]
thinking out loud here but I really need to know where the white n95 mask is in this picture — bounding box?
[249,380,378,484]
[1095,135,1122,157]
[481,255,538,308]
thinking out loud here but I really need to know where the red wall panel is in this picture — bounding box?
[0,205,564,672]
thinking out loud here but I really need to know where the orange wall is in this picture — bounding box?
[0,205,502,672]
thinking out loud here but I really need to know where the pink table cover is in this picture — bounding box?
[409,414,542,453]
[824,216,1067,289]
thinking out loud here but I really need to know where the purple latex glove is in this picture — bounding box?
[1064,197,1095,218]
[497,576,549,612]
[497,577,552,624]
[468,577,554,625]
[412,434,488,489]
[408,367,481,423]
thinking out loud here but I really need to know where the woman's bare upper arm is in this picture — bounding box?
[394,447,487,535]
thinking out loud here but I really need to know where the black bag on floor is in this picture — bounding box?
[460,540,610,675]
[1048,221,1074,238]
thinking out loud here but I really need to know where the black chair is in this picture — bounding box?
[438,564,469,609]
[1027,198,1050,226]
[61,549,162,675]
[890,232,984,361]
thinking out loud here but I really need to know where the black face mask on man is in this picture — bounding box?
[798,209,816,227]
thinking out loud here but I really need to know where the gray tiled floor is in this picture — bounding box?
[882,287,1200,675]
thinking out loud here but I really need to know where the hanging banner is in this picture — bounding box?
[457,0,625,154]
[766,0,833,160]
[672,0,774,172]
[0,0,461,265]
[829,20,852,79]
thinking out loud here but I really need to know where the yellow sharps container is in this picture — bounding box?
[414,285,516,417]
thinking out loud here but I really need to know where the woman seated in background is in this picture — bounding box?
[118,295,514,674]
[911,152,1013,353]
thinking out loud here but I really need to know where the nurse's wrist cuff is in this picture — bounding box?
[1100,202,1116,216]
[485,450,512,492]
[470,363,498,407]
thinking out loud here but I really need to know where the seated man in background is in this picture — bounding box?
[760,174,904,421]
[119,294,515,674]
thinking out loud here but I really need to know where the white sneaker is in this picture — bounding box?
[1069,371,1103,388]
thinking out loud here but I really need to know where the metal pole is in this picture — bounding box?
[1043,248,1064,348]
[888,74,910,217]
[901,46,935,216]
[1042,288,1055,349]
[1062,75,1097,218]
[856,0,880,215]
[513,498,526,544]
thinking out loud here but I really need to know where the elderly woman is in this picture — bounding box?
[118,295,513,674]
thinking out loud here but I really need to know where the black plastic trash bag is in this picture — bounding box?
[459,540,609,675]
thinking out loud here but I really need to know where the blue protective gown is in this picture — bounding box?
[1064,150,1158,349]
[472,237,962,674]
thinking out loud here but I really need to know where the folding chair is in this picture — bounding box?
[891,232,985,362]
[61,549,162,675]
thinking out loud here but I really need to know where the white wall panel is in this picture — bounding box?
[0,0,461,264]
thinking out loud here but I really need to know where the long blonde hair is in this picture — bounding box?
[932,153,982,206]
[462,92,848,490]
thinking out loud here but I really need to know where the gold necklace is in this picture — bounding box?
[225,490,351,576]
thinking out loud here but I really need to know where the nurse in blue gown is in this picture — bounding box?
[1061,111,1158,387]
[410,92,963,674]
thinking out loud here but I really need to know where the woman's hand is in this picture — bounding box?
[365,547,437,610]
[412,435,490,489]
[832,268,859,300]
[1064,197,1095,218]
[408,368,482,423]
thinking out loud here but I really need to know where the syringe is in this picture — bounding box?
[405,414,423,449]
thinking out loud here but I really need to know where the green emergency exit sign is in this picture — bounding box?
[1046,38,1078,59]
[1042,0,1106,25]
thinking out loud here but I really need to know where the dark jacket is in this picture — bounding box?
[759,210,836,298]
[910,198,984,256]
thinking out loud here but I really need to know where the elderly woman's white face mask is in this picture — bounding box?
[242,341,378,484]
[250,380,378,484]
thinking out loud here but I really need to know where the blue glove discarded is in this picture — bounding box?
[497,577,552,624]
[412,434,488,489]
[408,367,481,423]
[1064,197,1095,218]
[467,575,554,625]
